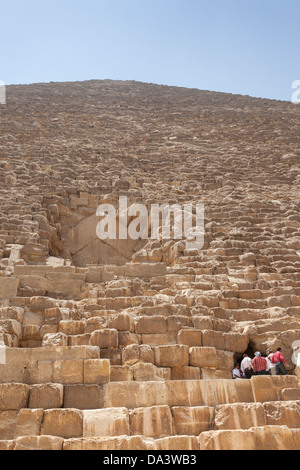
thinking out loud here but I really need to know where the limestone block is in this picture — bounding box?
[118,331,140,347]
[41,409,83,439]
[0,319,22,337]
[29,384,64,409]
[154,345,189,368]
[0,411,19,440]
[251,376,298,403]
[133,363,163,382]
[0,440,15,450]
[59,320,86,336]
[171,367,200,381]
[14,409,44,438]
[83,408,130,437]
[141,333,177,346]
[63,435,155,451]
[64,385,105,410]
[201,369,232,380]
[85,317,106,334]
[108,313,135,332]
[281,388,300,401]
[193,316,213,330]
[224,333,248,353]
[125,263,167,278]
[199,429,256,451]
[42,333,68,347]
[135,316,167,334]
[69,334,91,346]
[52,359,84,384]
[172,406,214,435]
[155,436,199,451]
[216,350,235,371]
[139,345,155,364]
[264,401,300,428]
[122,344,140,365]
[30,297,58,313]
[130,405,173,438]
[189,347,218,368]
[252,425,300,451]
[177,329,202,347]
[83,359,110,385]
[167,316,193,332]
[0,277,19,299]
[214,403,266,430]
[202,330,225,350]
[44,307,63,325]
[90,329,118,349]
[110,366,134,382]
[14,435,64,450]
[0,384,29,410]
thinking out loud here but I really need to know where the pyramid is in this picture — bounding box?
[0,80,300,450]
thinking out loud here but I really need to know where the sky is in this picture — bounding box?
[0,0,299,101]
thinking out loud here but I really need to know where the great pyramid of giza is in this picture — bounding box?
[0,80,300,450]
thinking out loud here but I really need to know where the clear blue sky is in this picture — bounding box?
[0,0,299,101]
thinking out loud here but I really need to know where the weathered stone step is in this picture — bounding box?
[214,401,300,430]
[199,426,300,450]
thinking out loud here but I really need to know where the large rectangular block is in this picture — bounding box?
[41,409,83,439]
[83,408,130,437]
[177,329,202,347]
[83,359,110,385]
[214,403,266,430]
[125,263,167,278]
[251,376,298,403]
[135,316,167,334]
[189,347,218,368]
[0,411,19,440]
[0,277,19,299]
[14,436,64,450]
[90,329,118,349]
[130,406,173,438]
[0,384,29,410]
[154,345,189,367]
[64,385,105,410]
[14,409,44,438]
[29,384,64,409]
[172,406,214,435]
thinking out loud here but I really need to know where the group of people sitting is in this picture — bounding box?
[232,348,288,379]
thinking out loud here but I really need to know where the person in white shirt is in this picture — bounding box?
[267,349,276,376]
[232,363,243,379]
[241,354,253,377]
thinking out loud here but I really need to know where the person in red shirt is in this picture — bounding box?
[252,352,268,375]
[272,348,288,375]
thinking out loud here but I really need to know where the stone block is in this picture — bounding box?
[202,330,225,350]
[215,403,266,430]
[130,406,173,438]
[189,347,218,368]
[14,435,64,450]
[64,385,105,410]
[90,329,118,349]
[177,329,202,347]
[154,345,189,368]
[172,406,214,435]
[0,277,19,299]
[0,384,29,410]
[41,409,83,439]
[0,411,18,440]
[14,409,44,438]
[83,408,130,437]
[29,384,64,409]
[135,316,167,334]
[83,359,110,385]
